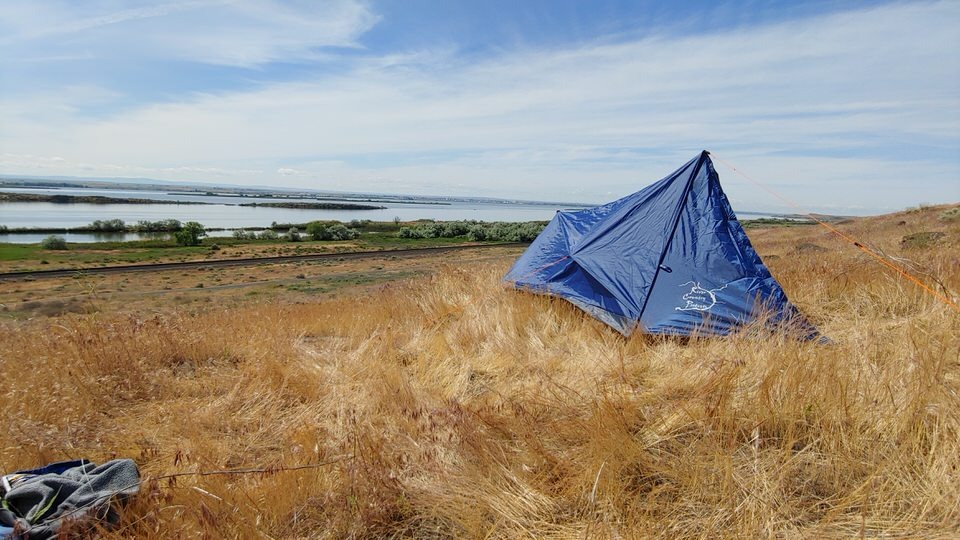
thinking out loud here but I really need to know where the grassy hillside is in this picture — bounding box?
[1,204,958,537]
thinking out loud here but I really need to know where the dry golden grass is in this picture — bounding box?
[1,204,958,538]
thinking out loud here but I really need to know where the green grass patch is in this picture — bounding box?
[901,231,945,249]
[0,244,41,261]
[939,207,960,222]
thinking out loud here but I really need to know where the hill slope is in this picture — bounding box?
[1,204,958,537]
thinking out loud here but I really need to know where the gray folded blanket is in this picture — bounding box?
[0,459,140,539]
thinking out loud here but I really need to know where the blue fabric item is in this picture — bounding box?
[9,460,90,477]
[504,151,820,339]
[0,458,140,539]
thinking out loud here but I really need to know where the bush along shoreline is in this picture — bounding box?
[5,219,552,247]
[398,220,548,242]
[1,219,189,235]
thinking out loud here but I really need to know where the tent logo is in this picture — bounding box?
[676,281,727,312]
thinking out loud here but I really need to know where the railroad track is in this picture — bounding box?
[0,243,528,281]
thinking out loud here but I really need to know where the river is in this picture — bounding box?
[0,187,783,243]
[0,187,573,243]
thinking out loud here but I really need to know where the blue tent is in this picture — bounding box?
[504,151,820,339]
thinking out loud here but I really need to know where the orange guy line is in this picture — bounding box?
[711,154,959,314]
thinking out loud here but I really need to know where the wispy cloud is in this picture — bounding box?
[0,0,379,66]
[0,1,957,213]
[0,153,264,178]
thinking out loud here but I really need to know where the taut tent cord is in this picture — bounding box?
[711,153,959,314]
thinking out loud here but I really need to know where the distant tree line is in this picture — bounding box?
[135,219,184,232]
[233,229,273,241]
[267,219,385,232]
[397,220,546,242]
[89,219,126,232]
[25,219,547,250]
[84,219,185,232]
[86,219,203,245]
[37,219,198,250]
[234,221,361,242]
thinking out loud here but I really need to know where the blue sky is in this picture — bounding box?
[1,0,958,214]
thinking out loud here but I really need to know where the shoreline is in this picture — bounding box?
[0,217,811,241]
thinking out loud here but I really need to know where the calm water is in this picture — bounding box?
[0,187,574,243]
[0,199,564,227]
[0,187,782,244]
[0,187,453,206]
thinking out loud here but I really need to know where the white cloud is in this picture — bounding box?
[0,1,958,213]
[0,0,379,66]
[0,153,263,178]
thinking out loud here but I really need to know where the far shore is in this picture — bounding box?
[0,192,205,205]
[0,191,386,211]
[238,201,385,210]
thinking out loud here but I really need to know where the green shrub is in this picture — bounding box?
[466,225,487,241]
[326,223,359,240]
[174,221,206,246]
[398,226,426,239]
[258,229,279,240]
[135,219,182,232]
[232,229,258,240]
[40,235,68,250]
[90,219,125,232]
[286,227,302,242]
[396,220,546,241]
[306,221,329,240]
[443,222,470,237]
[516,222,545,241]
[939,207,960,222]
[307,221,359,241]
[901,231,945,249]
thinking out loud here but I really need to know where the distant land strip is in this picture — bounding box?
[0,192,390,210]
[170,192,451,205]
[238,201,386,210]
[0,192,205,205]
[0,243,527,281]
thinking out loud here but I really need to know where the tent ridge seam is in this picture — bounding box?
[636,151,707,323]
